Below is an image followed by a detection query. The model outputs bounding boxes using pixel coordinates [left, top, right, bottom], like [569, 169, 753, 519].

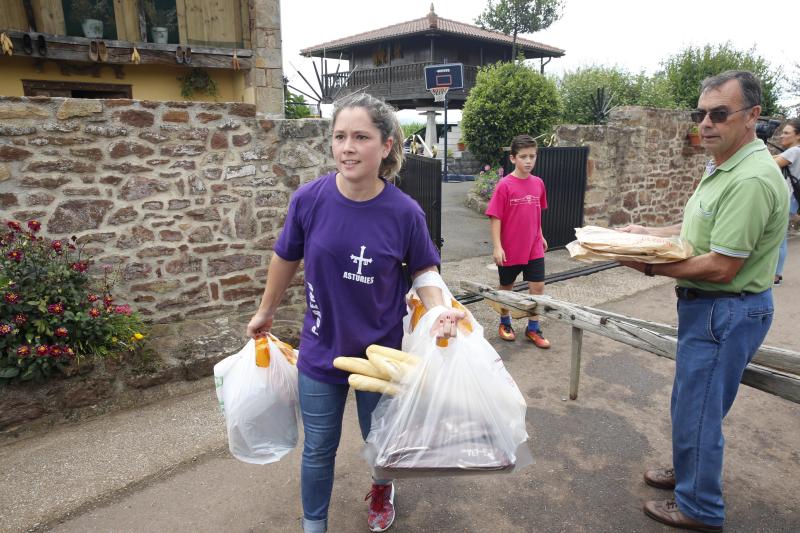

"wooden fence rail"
[460, 281, 800, 405]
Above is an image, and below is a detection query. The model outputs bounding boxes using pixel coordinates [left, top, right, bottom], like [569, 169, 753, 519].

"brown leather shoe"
[644, 467, 676, 490]
[643, 500, 722, 532]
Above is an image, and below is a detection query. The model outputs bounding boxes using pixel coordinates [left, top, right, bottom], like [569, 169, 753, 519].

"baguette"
[366, 344, 420, 365]
[348, 374, 400, 396]
[333, 356, 390, 380]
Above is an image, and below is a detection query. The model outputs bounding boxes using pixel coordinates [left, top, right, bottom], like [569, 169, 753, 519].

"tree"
[461, 62, 562, 165]
[475, 0, 563, 60]
[661, 43, 784, 116]
[284, 90, 311, 119]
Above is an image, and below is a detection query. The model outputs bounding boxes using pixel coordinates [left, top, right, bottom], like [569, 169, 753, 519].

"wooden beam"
[22, 0, 38, 32]
[3, 30, 251, 69]
[460, 281, 800, 404]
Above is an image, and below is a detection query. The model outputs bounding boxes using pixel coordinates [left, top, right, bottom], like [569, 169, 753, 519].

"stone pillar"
[420, 109, 439, 151]
[248, 0, 284, 118]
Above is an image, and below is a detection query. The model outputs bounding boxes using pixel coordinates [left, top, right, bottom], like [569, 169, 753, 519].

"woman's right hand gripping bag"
[214, 335, 300, 465]
[364, 298, 533, 478]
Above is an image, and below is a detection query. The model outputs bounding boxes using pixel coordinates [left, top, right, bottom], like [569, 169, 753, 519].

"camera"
[755, 118, 782, 142]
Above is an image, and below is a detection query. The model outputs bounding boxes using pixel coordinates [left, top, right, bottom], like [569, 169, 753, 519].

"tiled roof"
[300, 11, 564, 57]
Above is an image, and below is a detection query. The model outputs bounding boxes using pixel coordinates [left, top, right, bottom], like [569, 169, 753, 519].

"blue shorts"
[497, 258, 545, 286]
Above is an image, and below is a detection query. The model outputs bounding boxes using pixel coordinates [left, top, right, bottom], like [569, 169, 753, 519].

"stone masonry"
[0, 96, 335, 326]
[556, 106, 709, 227]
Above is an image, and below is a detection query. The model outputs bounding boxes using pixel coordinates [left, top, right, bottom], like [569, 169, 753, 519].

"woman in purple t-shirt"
[246, 92, 464, 533]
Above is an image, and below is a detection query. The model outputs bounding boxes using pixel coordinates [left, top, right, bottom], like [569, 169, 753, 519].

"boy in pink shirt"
[485, 135, 550, 348]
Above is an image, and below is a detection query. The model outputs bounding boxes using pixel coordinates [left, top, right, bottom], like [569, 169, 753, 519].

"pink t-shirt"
[485, 174, 548, 266]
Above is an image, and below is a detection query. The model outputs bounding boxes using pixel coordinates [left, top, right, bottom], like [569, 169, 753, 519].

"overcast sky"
[280, 0, 798, 120]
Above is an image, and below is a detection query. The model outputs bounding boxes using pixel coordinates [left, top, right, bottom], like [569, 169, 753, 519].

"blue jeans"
[298, 372, 384, 531]
[672, 290, 773, 526]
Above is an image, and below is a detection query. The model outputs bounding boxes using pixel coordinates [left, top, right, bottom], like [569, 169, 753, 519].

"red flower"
[47, 302, 65, 315]
[0, 323, 12, 335]
[49, 345, 63, 358]
[6, 221, 21, 232]
[17, 345, 31, 357]
[103, 295, 114, 306]
[35, 345, 49, 357]
[6, 249, 24, 262]
[27, 220, 41, 232]
[13, 314, 27, 325]
[89, 307, 101, 318]
[4, 292, 20, 304]
[51, 240, 63, 253]
[71, 262, 89, 273]
[55, 327, 69, 337]
[87, 294, 99, 303]
[114, 304, 132, 315]
[65, 347, 75, 358]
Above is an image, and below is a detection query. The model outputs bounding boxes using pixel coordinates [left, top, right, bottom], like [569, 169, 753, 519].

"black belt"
[674, 286, 745, 300]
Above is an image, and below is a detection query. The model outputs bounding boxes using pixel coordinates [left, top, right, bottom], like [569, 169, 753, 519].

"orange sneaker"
[498, 323, 516, 341]
[526, 329, 550, 349]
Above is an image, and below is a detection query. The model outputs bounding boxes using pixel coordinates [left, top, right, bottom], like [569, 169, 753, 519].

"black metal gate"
[503, 146, 589, 249]
[397, 154, 443, 250]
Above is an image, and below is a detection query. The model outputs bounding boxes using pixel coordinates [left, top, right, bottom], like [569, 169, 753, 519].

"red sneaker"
[365, 482, 395, 532]
[525, 329, 550, 349]
[498, 323, 516, 341]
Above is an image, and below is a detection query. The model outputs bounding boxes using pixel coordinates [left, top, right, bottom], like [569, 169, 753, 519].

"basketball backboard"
[424, 63, 464, 91]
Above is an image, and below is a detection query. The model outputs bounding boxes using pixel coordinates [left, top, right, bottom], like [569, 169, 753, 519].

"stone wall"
[0, 96, 335, 327]
[556, 106, 709, 227]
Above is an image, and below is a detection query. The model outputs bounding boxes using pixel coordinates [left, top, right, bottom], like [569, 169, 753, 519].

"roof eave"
[301, 32, 564, 58]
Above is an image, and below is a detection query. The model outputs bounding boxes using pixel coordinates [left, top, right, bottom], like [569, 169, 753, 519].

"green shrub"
[285, 91, 311, 119]
[473, 164, 505, 201]
[558, 66, 677, 124]
[1, 220, 148, 383]
[461, 62, 561, 166]
[661, 43, 783, 116]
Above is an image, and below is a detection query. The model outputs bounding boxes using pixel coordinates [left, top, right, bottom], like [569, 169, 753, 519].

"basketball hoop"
[430, 87, 449, 102]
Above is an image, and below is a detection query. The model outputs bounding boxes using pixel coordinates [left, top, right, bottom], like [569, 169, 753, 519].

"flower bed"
[1, 220, 148, 383]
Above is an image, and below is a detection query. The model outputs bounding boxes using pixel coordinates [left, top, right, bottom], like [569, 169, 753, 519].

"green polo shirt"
[679, 139, 788, 293]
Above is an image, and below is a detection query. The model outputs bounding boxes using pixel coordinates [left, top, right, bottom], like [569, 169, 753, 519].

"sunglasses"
[690, 105, 754, 124]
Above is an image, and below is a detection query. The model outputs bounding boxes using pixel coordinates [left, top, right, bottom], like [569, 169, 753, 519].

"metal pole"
[443, 91, 448, 183]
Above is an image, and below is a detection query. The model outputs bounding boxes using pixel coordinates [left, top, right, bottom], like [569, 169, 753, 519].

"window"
[22, 80, 132, 99]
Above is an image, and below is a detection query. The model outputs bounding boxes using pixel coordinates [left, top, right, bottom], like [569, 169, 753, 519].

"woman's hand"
[429, 308, 467, 340]
[246, 309, 274, 339]
[542, 237, 548, 252]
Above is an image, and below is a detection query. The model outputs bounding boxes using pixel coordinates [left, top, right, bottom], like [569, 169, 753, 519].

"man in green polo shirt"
[620, 70, 788, 532]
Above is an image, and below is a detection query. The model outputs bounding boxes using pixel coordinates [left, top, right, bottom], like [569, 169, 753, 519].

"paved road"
[440, 181, 489, 263]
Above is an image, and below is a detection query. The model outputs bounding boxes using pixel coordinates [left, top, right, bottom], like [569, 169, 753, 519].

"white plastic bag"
[214, 336, 300, 465]
[364, 283, 532, 478]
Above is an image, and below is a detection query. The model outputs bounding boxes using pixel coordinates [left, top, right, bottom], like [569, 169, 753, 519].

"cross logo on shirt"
[350, 245, 373, 275]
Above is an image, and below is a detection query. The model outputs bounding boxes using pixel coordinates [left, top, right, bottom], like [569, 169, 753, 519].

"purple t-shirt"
[274, 172, 440, 384]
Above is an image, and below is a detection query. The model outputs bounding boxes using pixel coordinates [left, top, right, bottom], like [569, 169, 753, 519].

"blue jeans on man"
[672, 290, 773, 526]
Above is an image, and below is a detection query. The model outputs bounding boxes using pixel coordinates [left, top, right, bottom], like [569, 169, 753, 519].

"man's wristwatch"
[644, 264, 655, 277]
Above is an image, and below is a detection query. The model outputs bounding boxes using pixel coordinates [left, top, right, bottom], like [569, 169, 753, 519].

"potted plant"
[687, 124, 701, 147]
[457, 138, 466, 151]
[143, 0, 177, 44]
[179, 68, 218, 99]
[70, 0, 111, 39]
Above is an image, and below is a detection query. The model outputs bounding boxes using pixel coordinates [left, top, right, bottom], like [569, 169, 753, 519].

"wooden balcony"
[323, 62, 479, 109]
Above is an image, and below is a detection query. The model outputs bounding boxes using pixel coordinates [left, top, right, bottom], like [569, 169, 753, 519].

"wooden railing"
[323, 62, 479, 94]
